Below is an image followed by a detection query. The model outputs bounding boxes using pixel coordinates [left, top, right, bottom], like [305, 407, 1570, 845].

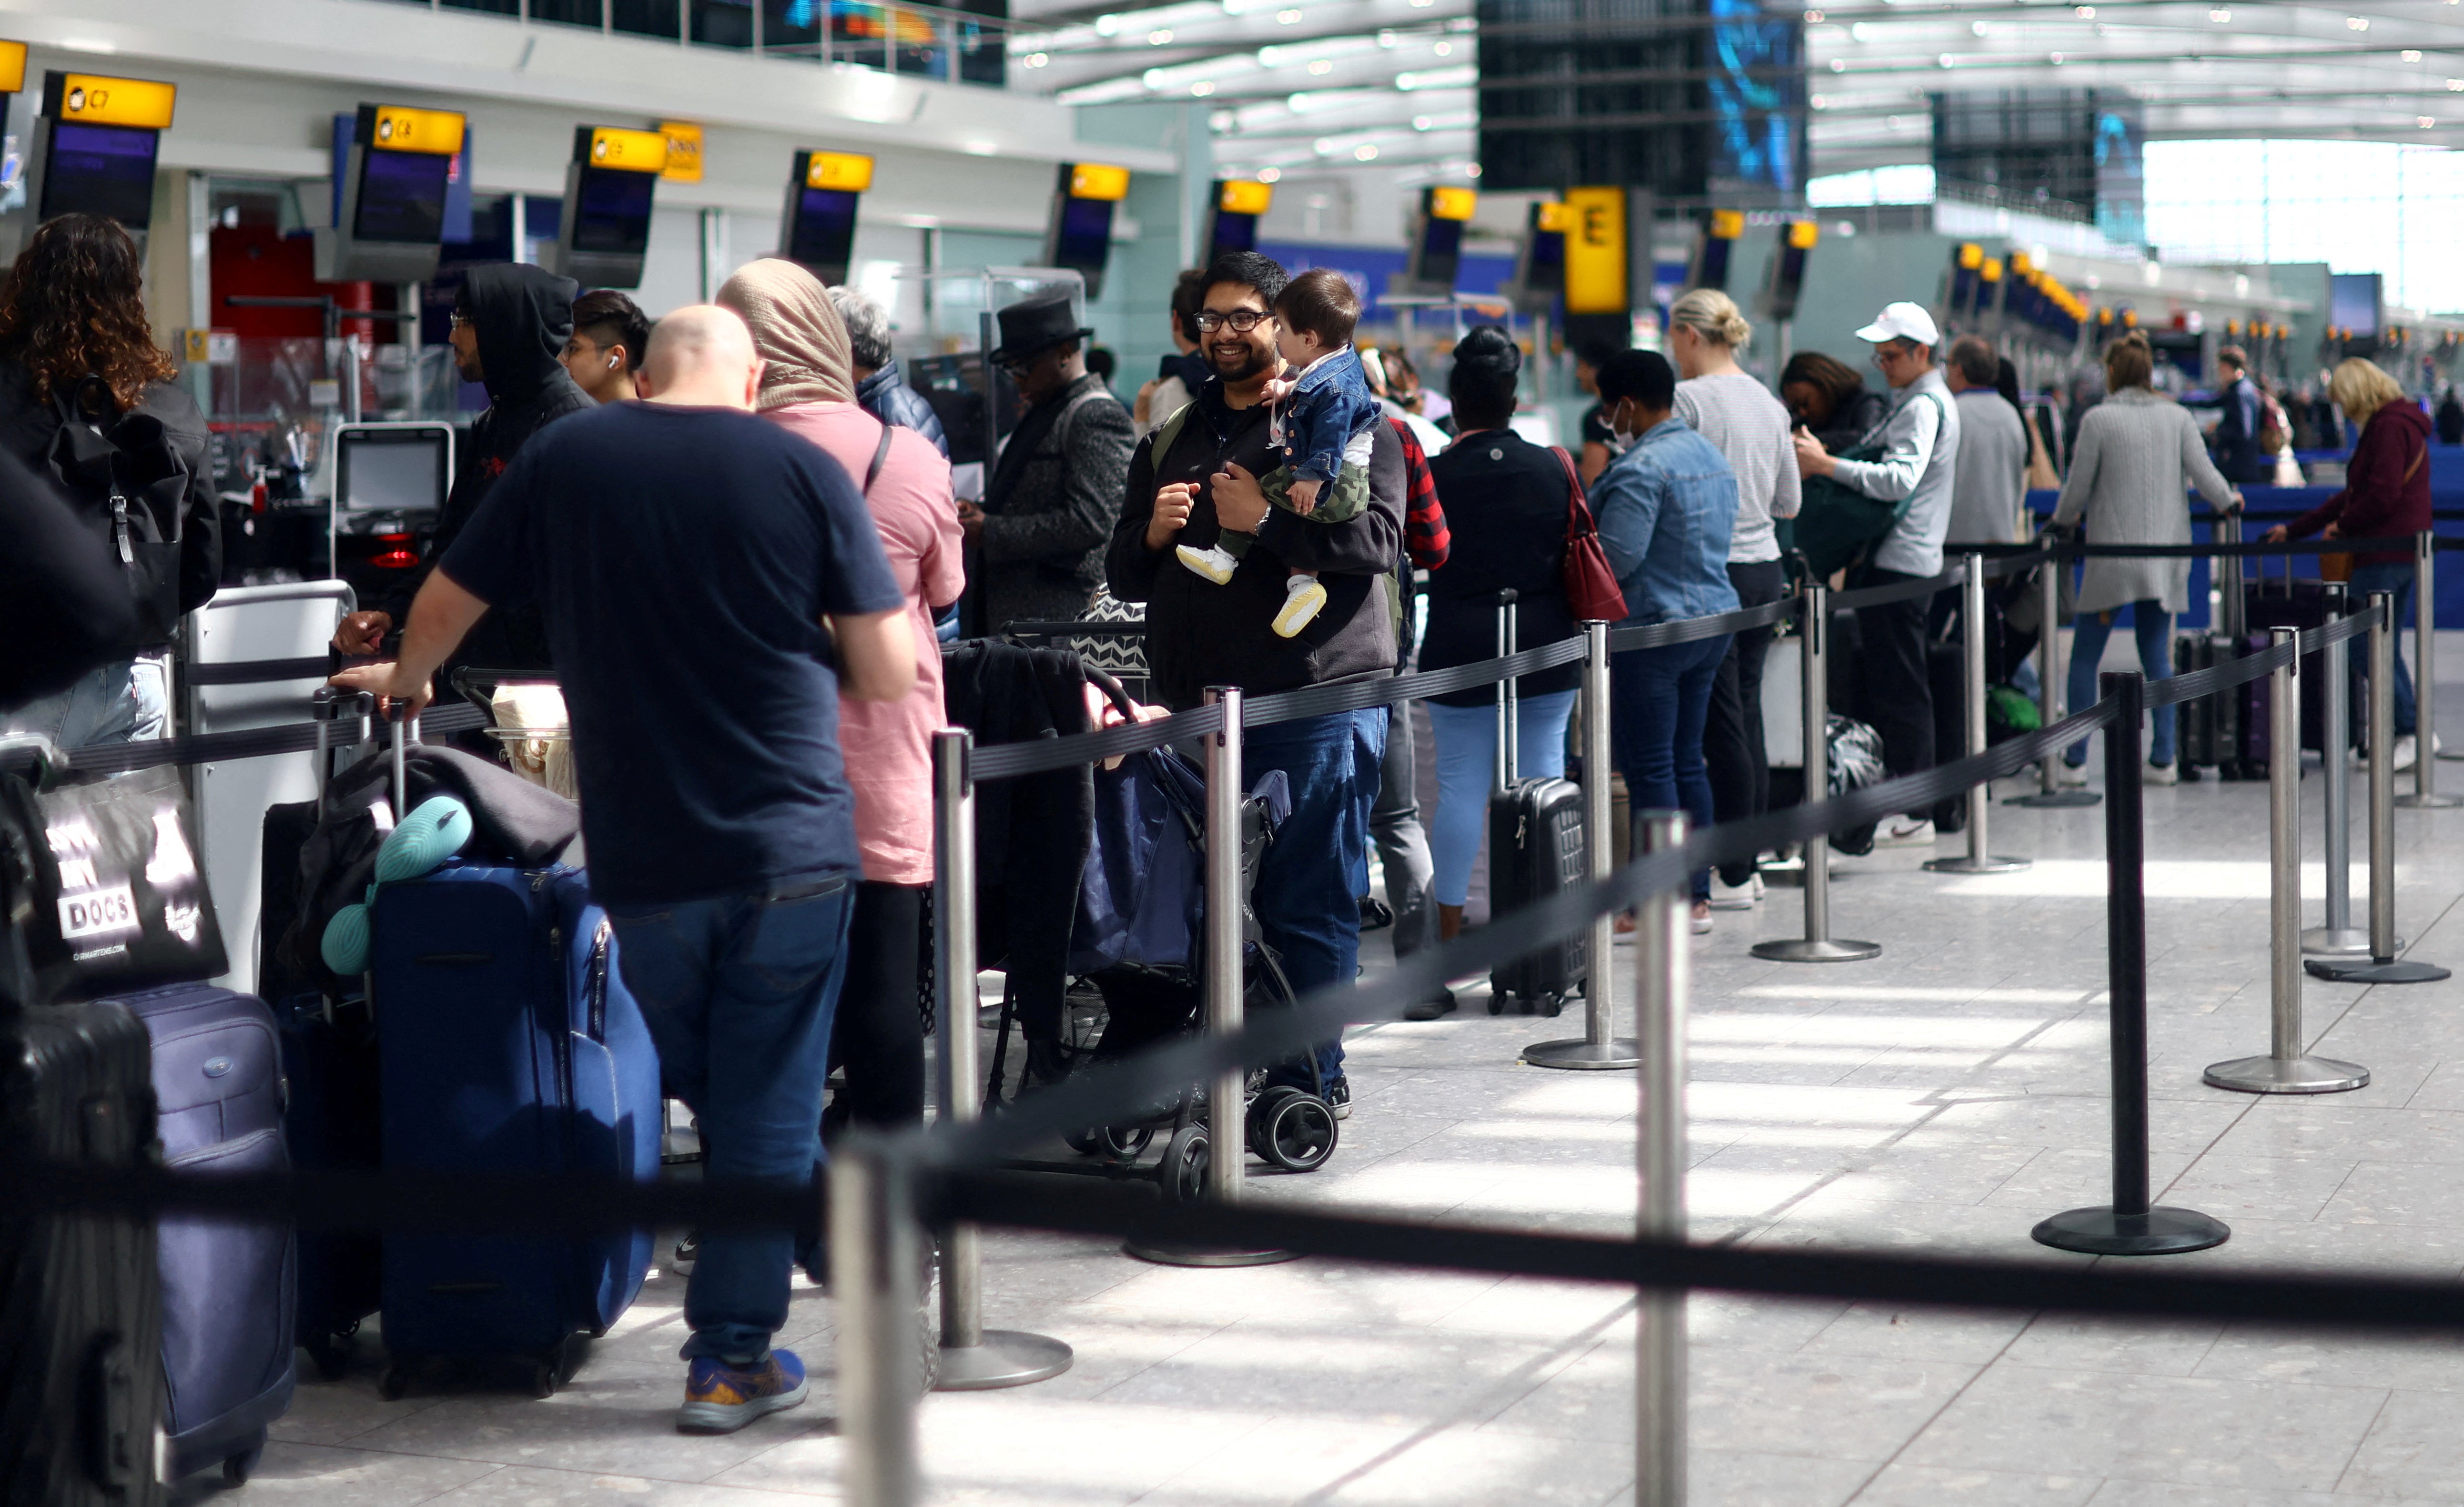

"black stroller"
[985, 671, 1341, 1200]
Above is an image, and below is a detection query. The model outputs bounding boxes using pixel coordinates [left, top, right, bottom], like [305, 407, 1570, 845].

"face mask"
[1607, 402, 1641, 449]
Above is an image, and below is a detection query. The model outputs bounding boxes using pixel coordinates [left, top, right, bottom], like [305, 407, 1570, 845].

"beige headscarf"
[714, 257, 856, 410]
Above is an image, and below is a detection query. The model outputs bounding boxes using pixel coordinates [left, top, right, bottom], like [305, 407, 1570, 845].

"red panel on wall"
[208, 225, 388, 340]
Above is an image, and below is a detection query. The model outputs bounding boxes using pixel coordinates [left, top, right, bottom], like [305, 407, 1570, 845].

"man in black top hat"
[959, 288, 1135, 632]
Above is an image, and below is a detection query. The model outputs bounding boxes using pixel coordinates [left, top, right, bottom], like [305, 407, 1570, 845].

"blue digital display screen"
[42, 121, 158, 229]
[573, 167, 656, 256]
[355, 149, 453, 244]
[1050, 196, 1114, 274]
[789, 186, 860, 276]
[1706, 0, 1803, 195]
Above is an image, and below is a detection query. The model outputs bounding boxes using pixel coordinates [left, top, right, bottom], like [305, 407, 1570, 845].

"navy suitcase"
[370, 862, 661, 1399]
[116, 982, 296, 1484]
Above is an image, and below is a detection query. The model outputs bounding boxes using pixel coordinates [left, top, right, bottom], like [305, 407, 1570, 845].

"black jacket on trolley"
[387, 264, 594, 671]
[0, 360, 221, 655]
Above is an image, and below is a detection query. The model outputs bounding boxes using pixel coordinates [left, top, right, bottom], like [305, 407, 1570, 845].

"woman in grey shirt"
[1670, 288, 1796, 903]
[2051, 332, 2241, 783]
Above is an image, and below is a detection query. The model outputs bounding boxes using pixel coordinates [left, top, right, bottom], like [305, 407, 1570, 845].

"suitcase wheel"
[223, 1438, 265, 1486]
[1487, 991, 1509, 1016]
[379, 1364, 412, 1402]
[528, 1359, 560, 1399]
[305, 1330, 353, 1381]
[1539, 993, 1564, 1020]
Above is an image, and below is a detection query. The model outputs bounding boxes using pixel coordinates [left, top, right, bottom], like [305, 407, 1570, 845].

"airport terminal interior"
[12, 0, 2464, 1500]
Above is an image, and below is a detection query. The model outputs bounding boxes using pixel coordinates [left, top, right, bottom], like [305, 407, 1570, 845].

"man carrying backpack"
[0, 214, 220, 748]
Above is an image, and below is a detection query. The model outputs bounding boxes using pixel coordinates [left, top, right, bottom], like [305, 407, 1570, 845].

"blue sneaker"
[677, 1350, 809, 1434]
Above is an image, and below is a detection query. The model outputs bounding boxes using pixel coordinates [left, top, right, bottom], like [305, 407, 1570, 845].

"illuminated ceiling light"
[1378, 29, 1397, 46]
[1025, 50, 1049, 65]
[1804, 7, 1824, 19]
[1354, 142, 1379, 160]
[1830, 57, 1847, 71]
[1257, 44, 1284, 63]
[1466, 162, 1481, 178]
[1412, 113, 1432, 130]
[1938, 52, 1955, 67]
[2050, 50, 2064, 63]
[1810, 92, 1829, 108]
[1970, 19, 1987, 36]
[1433, 39, 1452, 54]
[2209, 6, 2229, 19]
[1191, 79, 1215, 94]
[1307, 57, 1332, 73]
[2346, 15, 2368, 29]
[1887, 114, 1903, 127]
[1258, 165, 1282, 182]
[1276, 7, 1302, 20]
[1849, 21, 1869, 40]
[1314, 136, 1337, 154]
[2422, 115, 2438, 128]
[1148, 28, 1173, 43]
[2403, 49, 2423, 62]
[2450, 78, 2464, 90]
[1095, 13, 1119, 35]
[2074, 4, 2092, 16]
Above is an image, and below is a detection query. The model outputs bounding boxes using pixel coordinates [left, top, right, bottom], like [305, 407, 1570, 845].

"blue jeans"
[1611, 636, 1728, 900]
[608, 878, 856, 1362]
[1423, 690, 1577, 908]
[2065, 604, 2176, 767]
[2347, 561, 2418, 737]
[0, 657, 170, 748]
[1246, 706, 1385, 1090]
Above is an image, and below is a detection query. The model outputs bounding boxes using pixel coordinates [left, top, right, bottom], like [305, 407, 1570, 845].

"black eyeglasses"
[1193, 309, 1273, 334]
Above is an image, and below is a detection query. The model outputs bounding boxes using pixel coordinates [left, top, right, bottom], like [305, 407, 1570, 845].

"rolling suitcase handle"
[1495, 589, 1521, 792]
[309, 687, 374, 799]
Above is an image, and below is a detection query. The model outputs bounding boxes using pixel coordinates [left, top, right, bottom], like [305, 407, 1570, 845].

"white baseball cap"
[1856, 301, 1940, 347]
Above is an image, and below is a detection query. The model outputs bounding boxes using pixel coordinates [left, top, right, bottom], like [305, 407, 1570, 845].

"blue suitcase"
[369, 862, 660, 1399]
[116, 982, 297, 1485]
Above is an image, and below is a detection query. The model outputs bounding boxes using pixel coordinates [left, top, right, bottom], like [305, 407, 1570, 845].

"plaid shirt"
[1389, 416, 1450, 570]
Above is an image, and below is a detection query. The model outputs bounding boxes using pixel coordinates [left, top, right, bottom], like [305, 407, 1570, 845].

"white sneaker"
[1176, 543, 1239, 585]
[2395, 735, 2420, 772]
[1689, 903, 1714, 935]
[2057, 761, 2089, 788]
[1874, 816, 1936, 848]
[2144, 761, 2178, 786]
[1707, 872, 1762, 910]
[1271, 575, 1328, 637]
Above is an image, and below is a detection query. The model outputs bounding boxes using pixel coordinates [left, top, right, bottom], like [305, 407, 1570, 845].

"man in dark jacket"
[828, 283, 948, 457]
[961, 290, 1135, 633]
[333, 263, 594, 668]
[1104, 251, 1404, 1113]
[2209, 346, 2272, 484]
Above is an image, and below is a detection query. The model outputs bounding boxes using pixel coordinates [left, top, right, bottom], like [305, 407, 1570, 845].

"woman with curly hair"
[0, 212, 220, 747]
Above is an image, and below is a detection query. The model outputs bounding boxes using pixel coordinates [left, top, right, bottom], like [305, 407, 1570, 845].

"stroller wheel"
[1100, 1123, 1155, 1161]
[1245, 1086, 1299, 1157]
[1158, 1126, 1209, 1204]
[1259, 1093, 1338, 1173]
[1063, 1126, 1103, 1157]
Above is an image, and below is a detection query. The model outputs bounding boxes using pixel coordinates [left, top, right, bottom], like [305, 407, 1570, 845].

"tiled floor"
[180, 709, 2464, 1505]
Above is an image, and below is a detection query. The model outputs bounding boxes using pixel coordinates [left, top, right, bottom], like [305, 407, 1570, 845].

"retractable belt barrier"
[61, 700, 484, 775]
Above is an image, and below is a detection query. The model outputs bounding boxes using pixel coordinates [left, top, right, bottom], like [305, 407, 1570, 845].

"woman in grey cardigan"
[2051, 333, 2241, 783]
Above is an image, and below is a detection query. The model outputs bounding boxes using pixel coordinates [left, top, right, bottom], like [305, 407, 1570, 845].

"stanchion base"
[1923, 854, 2032, 874]
[1750, 937, 1882, 963]
[1522, 1037, 1643, 1071]
[934, 1331, 1075, 1392]
[2393, 793, 2464, 809]
[2306, 957, 2454, 985]
[2031, 1204, 2231, 1256]
[2005, 789, 2101, 808]
[1123, 1240, 1299, 1268]
[2202, 1054, 2372, 1094]
[2300, 926, 2381, 958]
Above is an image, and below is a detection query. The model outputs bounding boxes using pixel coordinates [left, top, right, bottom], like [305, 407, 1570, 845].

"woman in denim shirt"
[1591, 350, 1740, 931]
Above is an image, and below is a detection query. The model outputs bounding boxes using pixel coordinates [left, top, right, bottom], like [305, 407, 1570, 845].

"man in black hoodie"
[334, 264, 595, 668]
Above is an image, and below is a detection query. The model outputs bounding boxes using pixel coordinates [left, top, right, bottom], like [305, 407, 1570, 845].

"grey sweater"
[1831, 366, 1961, 578]
[2051, 387, 2236, 615]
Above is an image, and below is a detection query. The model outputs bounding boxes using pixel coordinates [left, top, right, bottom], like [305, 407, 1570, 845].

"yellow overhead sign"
[47, 71, 176, 131]
[1427, 185, 1477, 221]
[368, 106, 465, 155]
[1784, 219, 1818, 250]
[1535, 200, 1571, 234]
[1562, 185, 1627, 315]
[1217, 178, 1273, 216]
[804, 150, 875, 191]
[1068, 162, 1131, 201]
[585, 126, 669, 172]
[1707, 208, 1744, 240]
[0, 43, 26, 96]
[659, 121, 703, 182]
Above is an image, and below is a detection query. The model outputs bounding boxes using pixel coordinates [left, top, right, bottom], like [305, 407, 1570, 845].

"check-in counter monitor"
[1404, 185, 1475, 295]
[1686, 208, 1743, 293]
[1506, 201, 1567, 315]
[781, 151, 872, 285]
[550, 127, 667, 290]
[1762, 219, 1816, 321]
[1042, 163, 1128, 298]
[30, 71, 174, 246]
[315, 105, 466, 283]
[1207, 179, 1272, 263]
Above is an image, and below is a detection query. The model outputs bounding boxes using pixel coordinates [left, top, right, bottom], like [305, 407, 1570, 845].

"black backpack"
[41, 374, 198, 647]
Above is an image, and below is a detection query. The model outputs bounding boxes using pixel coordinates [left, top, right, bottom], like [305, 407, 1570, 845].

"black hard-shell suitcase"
[0, 757, 169, 1504]
[1924, 639, 1967, 832]
[2242, 564, 2362, 759]
[1484, 593, 1587, 1016]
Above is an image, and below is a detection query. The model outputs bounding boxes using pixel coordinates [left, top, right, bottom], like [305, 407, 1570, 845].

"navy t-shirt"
[442, 402, 904, 907]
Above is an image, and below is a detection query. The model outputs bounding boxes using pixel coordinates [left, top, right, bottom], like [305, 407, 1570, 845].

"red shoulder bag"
[1550, 445, 1629, 624]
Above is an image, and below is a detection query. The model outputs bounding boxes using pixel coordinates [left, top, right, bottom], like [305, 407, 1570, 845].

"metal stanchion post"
[2034, 673, 2229, 1255]
[1929, 552, 2030, 873]
[2008, 540, 2099, 808]
[1633, 810, 1689, 1507]
[832, 1142, 921, 1507]
[2396, 532, 2460, 805]
[1753, 584, 1880, 962]
[927, 733, 1073, 1389]
[2206, 630, 2372, 1094]
[1130, 687, 1294, 1267]
[1527, 622, 1641, 1070]
[2310, 594, 2450, 985]
[2302, 586, 2370, 957]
